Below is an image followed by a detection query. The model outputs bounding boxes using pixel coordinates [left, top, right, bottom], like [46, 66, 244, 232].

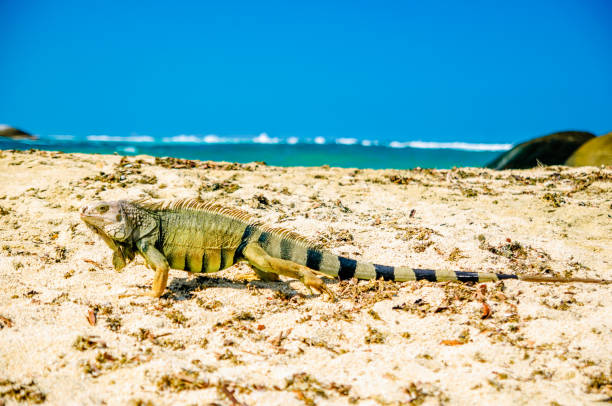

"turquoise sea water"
[0, 136, 511, 170]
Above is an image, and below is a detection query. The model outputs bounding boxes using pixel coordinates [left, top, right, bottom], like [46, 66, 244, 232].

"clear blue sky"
[1, 0, 611, 143]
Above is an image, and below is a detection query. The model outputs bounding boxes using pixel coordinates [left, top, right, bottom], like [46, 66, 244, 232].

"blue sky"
[1, 0, 611, 143]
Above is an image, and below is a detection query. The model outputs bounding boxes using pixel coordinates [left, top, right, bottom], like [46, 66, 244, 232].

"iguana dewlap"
[80, 199, 609, 299]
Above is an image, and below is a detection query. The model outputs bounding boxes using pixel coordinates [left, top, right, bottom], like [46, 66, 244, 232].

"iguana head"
[81, 200, 132, 241]
[81, 200, 140, 271]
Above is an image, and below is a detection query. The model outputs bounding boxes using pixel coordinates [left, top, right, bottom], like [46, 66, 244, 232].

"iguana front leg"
[242, 243, 334, 300]
[136, 240, 169, 298]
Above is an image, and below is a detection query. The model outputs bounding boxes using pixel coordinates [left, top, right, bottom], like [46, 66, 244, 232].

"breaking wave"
[49, 133, 513, 152]
[87, 135, 155, 143]
[389, 141, 512, 152]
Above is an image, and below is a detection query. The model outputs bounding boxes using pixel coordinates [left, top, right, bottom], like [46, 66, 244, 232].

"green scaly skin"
[80, 198, 611, 299]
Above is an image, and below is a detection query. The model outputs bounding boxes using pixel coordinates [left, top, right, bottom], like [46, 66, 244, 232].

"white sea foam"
[162, 134, 204, 143]
[120, 146, 137, 153]
[336, 137, 358, 145]
[389, 140, 512, 152]
[87, 135, 155, 143]
[48, 131, 512, 152]
[253, 132, 279, 144]
[50, 134, 75, 141]
[203, 135, 224, 143]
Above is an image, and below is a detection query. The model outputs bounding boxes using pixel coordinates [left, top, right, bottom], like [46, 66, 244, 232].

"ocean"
[0, 134, 512, 169]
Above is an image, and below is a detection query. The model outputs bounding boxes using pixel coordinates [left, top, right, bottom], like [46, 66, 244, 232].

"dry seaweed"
[0, 380, 46, 404]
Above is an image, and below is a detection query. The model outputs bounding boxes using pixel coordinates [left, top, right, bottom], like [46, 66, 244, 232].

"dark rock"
[0, 125, 37, 140]
[486, 131, 595, 170]
[565, 132, 612, 167]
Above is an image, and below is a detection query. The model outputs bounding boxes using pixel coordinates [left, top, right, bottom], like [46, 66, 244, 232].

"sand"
[0, 149, 610, 405]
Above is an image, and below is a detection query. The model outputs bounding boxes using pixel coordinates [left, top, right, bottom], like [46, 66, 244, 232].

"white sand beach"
[0, 149, 610, 405]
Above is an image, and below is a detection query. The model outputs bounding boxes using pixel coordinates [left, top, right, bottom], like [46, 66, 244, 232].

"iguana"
[80, 198, 609, 299]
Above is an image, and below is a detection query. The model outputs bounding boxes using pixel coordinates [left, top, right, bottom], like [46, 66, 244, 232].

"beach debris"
[0, 315, 13, 328]
[270, 329, 292, 347]
[199, 180, 240, 194]
[154, 156, 197, 169]
[87, 309, 97, 326]
[133, 328, 172, 344]
[253, 193, 270, 207]
[316, 226, 354, 247]
[367, 309, 381, 320]
[447, 247, 465, 262]
[105, 316, 122, 332]
[441, 329, 470, 346]
[386, 174, 414, 185]
[441, 339, 464, 346]
[218, 381, 248, 406]
[128, 399, 154, 406]
[73, 335, 107, 351]
[216, 349, 243, 365]
[83, 259, 103, 269]
[395, 225, 439, 242]
[156, 370, 211, 392]
[283, 372, 351, 403]
[0, 379, 46, 404]
[461, 188, 478, 197]
[585, 371, 612, 397]
[165, 310, 188, 326]
[481, 301, 492, 319]
[81, 350, 151, 377]
[364, 325, 385, 344]
[542, 192, 564, 208]
[334, 199, 351, 213]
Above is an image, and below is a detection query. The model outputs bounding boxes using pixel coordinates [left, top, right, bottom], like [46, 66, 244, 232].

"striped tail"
[305, 249, 610, 284]
[242, 226, 610, 285]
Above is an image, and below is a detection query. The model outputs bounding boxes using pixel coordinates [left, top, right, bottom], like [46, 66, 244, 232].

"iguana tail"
[242, 225, 610, 284]
[301, 249, 610, 284]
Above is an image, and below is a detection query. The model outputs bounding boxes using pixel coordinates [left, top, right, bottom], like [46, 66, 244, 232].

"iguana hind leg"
[242, 243, 334, 300]
[234, 268, 280, 283]
[254, 269, 281, 282]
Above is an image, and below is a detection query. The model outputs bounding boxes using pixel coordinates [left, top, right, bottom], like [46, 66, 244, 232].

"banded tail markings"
[262, 233, 282, 259]
[394, 267, 416, 281]
[413, 269, 437, 282]
[338, 256, 357, 280]
[374, 264, 395, 281]
[236, 224, 257, 258]
[354, 262, 376, 279]
[280, 238, 293, 261]
[306, 249, 323, 271]
[319, 252, 340, 277]
[290, 244, 308, 266]
[257, 231, 271, 246]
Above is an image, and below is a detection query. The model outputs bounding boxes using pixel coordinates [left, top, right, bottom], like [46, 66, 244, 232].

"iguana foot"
[300, 270, 335, 301]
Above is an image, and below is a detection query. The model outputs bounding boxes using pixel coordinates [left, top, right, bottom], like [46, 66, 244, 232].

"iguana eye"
[98, 205, 109, 213]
